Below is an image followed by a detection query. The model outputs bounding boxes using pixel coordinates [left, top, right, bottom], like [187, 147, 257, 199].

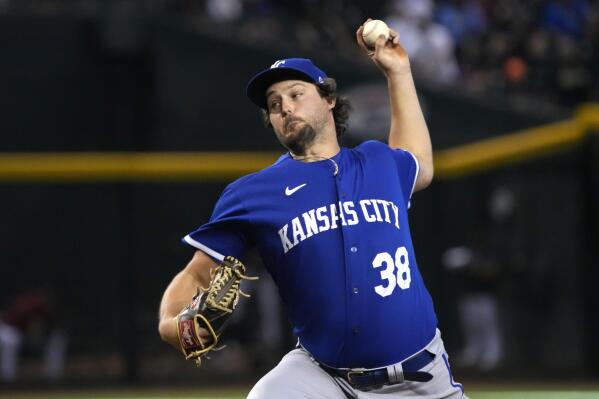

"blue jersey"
[183, 140, 438, 369]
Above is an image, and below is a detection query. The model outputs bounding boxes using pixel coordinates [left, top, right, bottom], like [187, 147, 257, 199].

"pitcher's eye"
[268, 101, 281, 112]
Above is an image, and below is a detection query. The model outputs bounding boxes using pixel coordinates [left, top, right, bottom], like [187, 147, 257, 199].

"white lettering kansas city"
[278, 199, 400, 253]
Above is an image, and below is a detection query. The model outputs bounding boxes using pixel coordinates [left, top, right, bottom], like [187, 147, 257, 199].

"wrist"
[384, 64, 413, 80]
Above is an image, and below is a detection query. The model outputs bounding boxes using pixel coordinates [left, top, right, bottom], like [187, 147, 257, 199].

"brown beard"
[278, 122, 316, 156]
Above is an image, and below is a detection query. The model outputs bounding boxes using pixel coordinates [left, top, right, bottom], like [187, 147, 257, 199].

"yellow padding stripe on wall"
[435, 103, 598, 178]
[0, 104, 597, 182]
[434, 119, 582, 178]
[0, 152, 281, 182]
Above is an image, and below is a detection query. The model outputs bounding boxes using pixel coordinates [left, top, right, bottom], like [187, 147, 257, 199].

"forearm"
[387, 70, 433, 161]
[158, 269, 200, 349]
[385, 67, 434, 191]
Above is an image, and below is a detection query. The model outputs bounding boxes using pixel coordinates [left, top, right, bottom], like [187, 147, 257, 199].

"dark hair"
[261, 77, 352, 138]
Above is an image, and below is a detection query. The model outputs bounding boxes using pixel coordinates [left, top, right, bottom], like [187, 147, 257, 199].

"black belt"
[319, 350, 434, 390]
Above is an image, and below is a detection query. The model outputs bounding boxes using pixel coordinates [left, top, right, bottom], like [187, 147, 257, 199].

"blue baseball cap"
[246, 58, 328, 109]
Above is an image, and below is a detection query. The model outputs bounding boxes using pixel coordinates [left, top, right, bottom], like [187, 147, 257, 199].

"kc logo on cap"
[271, 60, 286, 69]
[247, 58, 329, 109]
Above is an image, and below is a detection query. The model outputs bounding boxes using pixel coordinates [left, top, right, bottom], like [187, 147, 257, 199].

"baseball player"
[159, 20, 467, 398]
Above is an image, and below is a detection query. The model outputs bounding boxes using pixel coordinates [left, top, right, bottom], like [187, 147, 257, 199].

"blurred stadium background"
[0, 0, 598, 397]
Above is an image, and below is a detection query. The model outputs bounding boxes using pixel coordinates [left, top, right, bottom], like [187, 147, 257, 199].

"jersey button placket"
[336, 165, 361, 356]
[348, 245, 360, 339]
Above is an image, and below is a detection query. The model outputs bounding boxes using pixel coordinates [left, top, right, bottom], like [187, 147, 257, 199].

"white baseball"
[362, 19, 390, 48]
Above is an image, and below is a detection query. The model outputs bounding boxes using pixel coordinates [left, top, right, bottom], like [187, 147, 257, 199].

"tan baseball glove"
[176, 256, 257, 366]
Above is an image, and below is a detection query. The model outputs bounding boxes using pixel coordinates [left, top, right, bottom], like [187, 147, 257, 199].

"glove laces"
[205, 256, 258, 313]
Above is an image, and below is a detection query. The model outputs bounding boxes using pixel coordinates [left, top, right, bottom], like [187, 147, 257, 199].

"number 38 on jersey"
[372, 246, 411, 297]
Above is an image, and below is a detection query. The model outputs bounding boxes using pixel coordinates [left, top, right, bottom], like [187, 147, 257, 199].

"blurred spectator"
[285, 0, 362, 56]
[386, 0, 460, 85]
[522, 28, 555, 100]
[554, 34, 593, 106]
[435, 0, 487, 44]
[541, 0, 590, 39]
[443, 244, 503, 371]
[206, 0, 243, 23]
[504, 56, 528, 87]
[236, 1, 288, 47]
[0, 288, 67, 382]
[443, 185, 522, 371]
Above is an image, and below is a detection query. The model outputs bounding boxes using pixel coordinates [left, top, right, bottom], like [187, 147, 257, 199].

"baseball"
[362, 19, 390, 48]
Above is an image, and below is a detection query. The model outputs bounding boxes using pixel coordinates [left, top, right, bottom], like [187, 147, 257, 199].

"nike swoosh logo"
[285, 183, 307, 196]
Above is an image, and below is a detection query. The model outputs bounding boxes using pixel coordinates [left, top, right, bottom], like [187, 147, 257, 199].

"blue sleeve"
[390, 147, 419, 208]
[359, 140, 420, 208]
[182, 184, 250, 261]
